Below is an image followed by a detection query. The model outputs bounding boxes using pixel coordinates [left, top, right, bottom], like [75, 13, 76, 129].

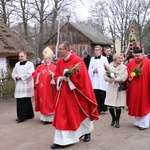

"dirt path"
[0, 99, 150, 150]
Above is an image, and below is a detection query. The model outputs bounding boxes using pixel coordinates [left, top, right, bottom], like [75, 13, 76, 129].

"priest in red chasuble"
[50, 41, 99, 149]
[32, 46, 56, 125]
[127, 47, 150, 130]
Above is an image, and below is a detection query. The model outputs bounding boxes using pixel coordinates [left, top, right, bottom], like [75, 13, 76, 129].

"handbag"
[118, 82, 127, 91]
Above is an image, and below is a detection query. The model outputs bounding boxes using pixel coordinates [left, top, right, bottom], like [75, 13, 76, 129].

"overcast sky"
[75, 0, 91, 20]
[74, 0, 99, 21]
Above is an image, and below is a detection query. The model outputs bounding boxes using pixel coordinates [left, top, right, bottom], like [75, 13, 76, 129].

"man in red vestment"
[50, 41, 99, 149]
[32, 47, 56, 125]
[127, 47, 150, 130]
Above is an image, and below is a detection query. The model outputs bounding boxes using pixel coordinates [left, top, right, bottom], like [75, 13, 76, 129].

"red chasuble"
[32, 63, 56, 115]
[53, 52, 99, 131]
[127, 56, 150, 117]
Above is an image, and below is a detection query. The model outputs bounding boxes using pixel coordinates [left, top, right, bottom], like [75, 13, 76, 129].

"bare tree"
[28, 0, 53, 57]
[17, 0, 30, 40]
[131, 0, 150, 48]
[0, 0, 13, 26]
[89, 0, 134, 52]
[50, 0, 76, 56]
[142, 20, 150, 53]
[9, 0, 36, 41]
[88, 0, 150, 53]
[30, 0, 79, 57]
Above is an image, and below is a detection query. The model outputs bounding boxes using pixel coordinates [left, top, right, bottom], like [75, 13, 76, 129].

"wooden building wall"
[47, 23, 93, 57]
[48, 43, 92, 57]
[46, 23, 111, 57]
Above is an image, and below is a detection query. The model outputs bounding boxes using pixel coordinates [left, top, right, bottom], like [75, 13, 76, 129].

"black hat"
[133, 48, 142, 54]
[133, 46, 142, 53]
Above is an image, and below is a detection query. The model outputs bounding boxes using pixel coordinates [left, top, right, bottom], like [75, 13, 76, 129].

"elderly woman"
[32, 47, 56, 125]
[104, 53, 128, 128]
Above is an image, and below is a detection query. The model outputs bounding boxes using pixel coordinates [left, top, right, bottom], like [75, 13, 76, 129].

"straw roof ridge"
[0, 19, 34, 56]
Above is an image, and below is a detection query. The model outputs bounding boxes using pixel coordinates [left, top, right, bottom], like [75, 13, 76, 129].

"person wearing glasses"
[12, 51, 34, 123]
[50, 41, 99, 149]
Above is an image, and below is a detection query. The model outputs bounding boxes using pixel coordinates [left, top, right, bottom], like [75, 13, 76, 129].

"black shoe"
[17, 118, 24, 123]
[111, 117, 116, 126]
[115, 121, 120, 128]
[50, 144, 65, 149]
[139, 127, 146, 130]
[84, 133, 91, 142]
[42, 121, 52, 125]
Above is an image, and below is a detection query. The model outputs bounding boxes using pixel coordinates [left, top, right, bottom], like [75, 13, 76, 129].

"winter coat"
[104, 62, 128, 107]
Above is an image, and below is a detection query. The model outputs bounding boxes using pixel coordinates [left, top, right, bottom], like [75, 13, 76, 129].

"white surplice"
[53, 117, 93, 145]
[12, 61, 34, 98]
[134, 113, 150, 128]
[88, 55, 109, 91]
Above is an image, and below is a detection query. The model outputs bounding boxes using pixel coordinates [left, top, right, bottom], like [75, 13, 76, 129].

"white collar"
[63, 52, 71, 61]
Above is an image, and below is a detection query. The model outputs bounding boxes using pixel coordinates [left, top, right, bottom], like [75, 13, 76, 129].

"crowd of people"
[11, 41, 150, 149]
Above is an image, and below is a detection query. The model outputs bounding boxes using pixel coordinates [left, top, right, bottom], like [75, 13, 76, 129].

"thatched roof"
[45, 22, 113, 46]
[0, 20, 34, 57]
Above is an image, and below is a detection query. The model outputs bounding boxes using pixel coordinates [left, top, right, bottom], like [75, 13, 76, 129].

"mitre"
[42, 46, 54, 58]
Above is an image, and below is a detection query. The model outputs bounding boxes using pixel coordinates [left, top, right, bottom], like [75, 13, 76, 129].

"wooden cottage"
[0, 20, 34, 78]
[44, 22, 113, 56]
